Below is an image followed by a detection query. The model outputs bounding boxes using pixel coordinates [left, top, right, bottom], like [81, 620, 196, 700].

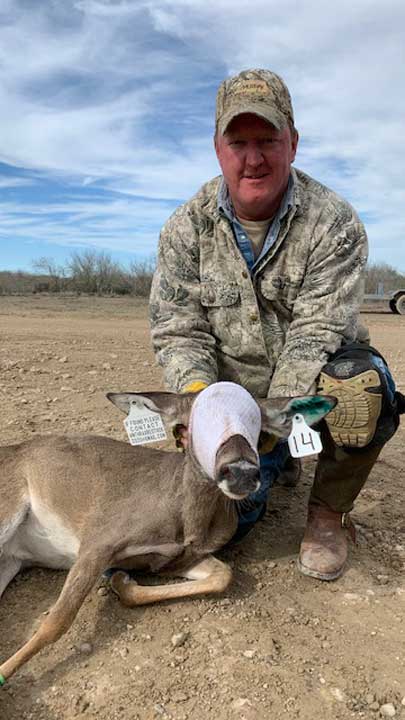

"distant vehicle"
[364, 285, 405, 314]
[389, 289, 405, 315]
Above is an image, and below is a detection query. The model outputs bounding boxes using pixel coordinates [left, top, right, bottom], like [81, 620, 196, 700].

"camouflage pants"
[310, 343, 401, 513]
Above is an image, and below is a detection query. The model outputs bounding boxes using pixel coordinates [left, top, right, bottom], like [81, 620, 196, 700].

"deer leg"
[110, 555, 232, 607]
[0, 549, 109, 684]
[0, 556, 22, 600]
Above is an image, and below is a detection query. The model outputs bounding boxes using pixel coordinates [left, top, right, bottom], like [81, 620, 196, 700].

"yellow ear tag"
[124, 402, 167, 446]
[288, 414, 323, 458]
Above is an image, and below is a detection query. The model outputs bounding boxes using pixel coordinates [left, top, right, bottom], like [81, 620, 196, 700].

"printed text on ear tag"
[288, 414, 323, 458]
[124, 402, 167, 445]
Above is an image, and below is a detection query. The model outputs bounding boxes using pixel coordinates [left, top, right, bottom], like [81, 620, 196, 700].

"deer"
[0, 382, 335, 684]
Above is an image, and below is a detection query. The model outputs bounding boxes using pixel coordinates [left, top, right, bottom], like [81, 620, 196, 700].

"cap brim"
[218, 102, 287, 135]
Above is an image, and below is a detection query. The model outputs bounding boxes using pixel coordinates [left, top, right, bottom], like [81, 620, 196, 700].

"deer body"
[1, 435, 238, 579]
[0, 384, 335, 683]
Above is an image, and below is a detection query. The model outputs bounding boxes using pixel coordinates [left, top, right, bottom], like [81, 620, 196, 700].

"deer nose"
[219, 461, 260, 499]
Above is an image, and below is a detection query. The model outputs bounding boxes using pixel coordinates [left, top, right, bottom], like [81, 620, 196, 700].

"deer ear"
[287, 395, 337, 424]
[257, 395, 337, 438]
[106, 391, 197, 428]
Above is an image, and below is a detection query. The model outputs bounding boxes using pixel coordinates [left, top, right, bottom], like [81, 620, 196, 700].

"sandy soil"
[0, 295, 404, 720]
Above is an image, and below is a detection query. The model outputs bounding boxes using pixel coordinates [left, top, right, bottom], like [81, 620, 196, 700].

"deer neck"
[181, 452, 238, 552]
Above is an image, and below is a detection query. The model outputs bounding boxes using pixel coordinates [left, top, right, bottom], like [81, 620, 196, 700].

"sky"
[0, 0, 404, 273]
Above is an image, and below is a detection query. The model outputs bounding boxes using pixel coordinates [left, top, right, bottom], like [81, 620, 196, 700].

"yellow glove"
[183, 381, 209, 393]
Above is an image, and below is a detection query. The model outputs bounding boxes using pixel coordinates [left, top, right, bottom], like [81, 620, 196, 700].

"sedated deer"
[0, 382, 335, 683]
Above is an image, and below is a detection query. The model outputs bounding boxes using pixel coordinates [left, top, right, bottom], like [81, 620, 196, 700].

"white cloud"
[0, 177, 36, 189]
[0, 194, 174, 255]
[0, 0, 404, 268]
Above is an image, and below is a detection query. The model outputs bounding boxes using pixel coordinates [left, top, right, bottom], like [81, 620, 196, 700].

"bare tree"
[0, 271, 38, 295]
[68, 250, 131, 295]
[364, 262, 405, 294]
[32, 257, 66, 292]
[128, 258, 156, 297]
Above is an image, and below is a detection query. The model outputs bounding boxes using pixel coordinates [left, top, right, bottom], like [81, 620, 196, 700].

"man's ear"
[214, 131, 224, 167]
[257, 395, 337, 438]
[107, 391, 197, 430]
[290, 128, 299, 162]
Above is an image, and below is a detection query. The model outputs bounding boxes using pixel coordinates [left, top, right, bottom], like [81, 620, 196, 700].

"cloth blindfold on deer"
[189, 382, 261, 479]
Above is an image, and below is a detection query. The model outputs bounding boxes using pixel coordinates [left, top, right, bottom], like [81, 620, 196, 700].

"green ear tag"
[290, 396, 335, 424]
[0, 674, 6, 686]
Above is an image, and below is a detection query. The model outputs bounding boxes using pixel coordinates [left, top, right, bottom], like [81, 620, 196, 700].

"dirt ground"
[0, 295, 404, 720]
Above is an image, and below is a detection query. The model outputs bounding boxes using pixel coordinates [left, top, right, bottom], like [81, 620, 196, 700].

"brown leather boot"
[298, 504, 356, 581]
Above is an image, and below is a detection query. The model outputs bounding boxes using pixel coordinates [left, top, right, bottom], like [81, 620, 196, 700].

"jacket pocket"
[200, 282, 240, 307]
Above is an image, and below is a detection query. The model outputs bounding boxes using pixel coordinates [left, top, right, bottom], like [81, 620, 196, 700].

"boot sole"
[296, 557, 344, 581]
[317, 368, 382, 447]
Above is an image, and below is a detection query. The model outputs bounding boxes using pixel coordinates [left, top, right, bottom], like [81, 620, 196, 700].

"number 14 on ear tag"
[288, 414, 323, 458]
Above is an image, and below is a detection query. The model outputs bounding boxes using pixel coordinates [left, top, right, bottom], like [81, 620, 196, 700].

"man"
[149, 69, 403, 580]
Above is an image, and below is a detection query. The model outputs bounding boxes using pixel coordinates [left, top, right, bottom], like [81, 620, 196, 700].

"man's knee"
[317, 343, 400, 449]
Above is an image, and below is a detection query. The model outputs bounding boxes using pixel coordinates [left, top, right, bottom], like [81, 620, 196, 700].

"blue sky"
[1, 0, 404, 272]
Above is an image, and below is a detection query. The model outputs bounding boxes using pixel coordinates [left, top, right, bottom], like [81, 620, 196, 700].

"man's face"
[215, 113, 298, 221]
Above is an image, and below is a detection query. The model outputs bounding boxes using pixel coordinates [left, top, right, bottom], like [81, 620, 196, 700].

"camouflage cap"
[215, 69, 294, 135]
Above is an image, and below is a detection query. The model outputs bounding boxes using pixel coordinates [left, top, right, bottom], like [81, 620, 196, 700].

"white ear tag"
[288, 414, 323, 458]
[124, 402, 167, 445]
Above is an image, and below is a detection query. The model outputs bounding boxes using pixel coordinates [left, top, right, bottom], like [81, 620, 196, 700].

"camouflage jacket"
[150, 168, 368, 398]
